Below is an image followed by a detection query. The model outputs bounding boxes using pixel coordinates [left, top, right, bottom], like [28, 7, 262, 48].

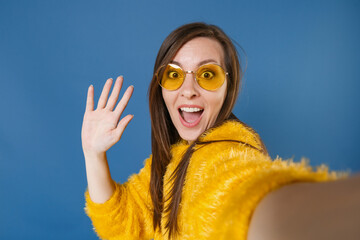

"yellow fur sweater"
[84, 120, 338, 240]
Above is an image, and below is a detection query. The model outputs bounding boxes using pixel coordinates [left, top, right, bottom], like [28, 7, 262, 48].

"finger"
[114, 85, 134, 120]
[106, 76, 123, 111]
[97, 78, 113, 109]
[85, 84, 94, 112]
[114, 114, 134, 142]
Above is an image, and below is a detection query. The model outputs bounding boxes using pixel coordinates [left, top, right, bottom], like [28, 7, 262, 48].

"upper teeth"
[180, 107, 202, 112]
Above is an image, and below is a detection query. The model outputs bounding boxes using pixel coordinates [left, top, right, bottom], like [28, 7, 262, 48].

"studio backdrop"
[0, 0, 359, 239]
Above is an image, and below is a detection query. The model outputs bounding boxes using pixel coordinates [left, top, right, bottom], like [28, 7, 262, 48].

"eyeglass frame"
[155, 62, 229, 91]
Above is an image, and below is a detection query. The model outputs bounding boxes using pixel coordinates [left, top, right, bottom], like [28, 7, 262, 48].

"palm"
[81, 76, 134, 154]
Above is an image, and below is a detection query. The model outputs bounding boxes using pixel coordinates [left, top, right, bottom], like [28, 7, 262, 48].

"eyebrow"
[170, 59, 219, 68]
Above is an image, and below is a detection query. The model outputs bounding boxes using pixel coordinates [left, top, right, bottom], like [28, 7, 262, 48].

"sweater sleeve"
[84, 157, 154, 240]
[208, 156, 344, 240]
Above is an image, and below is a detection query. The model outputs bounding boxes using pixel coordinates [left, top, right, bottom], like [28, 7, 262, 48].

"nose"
[180, 72, 199, 99]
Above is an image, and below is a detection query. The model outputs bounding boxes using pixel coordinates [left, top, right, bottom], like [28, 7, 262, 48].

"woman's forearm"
[84, 151, 115, 203]
[248, 174, 360, 240]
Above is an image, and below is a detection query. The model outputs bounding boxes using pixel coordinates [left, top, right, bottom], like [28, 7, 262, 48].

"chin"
[177, 125, 206, 142]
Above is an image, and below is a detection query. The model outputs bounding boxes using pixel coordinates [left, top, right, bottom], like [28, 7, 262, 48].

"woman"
[82, 23, 360, 240]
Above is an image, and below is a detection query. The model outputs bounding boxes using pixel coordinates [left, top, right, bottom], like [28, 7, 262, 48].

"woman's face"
[162, 37, 227, 142]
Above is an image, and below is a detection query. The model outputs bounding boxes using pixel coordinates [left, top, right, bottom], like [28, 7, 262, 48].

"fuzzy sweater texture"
[84, 120, 339, 240]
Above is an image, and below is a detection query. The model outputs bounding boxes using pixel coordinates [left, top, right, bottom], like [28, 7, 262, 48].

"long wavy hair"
[148, 22, 248, 238]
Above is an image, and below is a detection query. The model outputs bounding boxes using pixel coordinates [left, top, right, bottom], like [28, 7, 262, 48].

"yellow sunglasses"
[156, 63, 228, 91]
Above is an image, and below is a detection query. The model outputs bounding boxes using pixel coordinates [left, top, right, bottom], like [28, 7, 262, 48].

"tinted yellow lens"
[196, 64, 226, 90]
[160, 64, 184, 90]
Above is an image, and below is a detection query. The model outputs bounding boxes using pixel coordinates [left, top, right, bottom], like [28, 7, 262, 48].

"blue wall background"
[1, 0, 359, 239]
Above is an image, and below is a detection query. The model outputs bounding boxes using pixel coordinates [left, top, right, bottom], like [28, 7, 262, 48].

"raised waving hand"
[81, 76, 134, 203]
[81, 76, 134, 155]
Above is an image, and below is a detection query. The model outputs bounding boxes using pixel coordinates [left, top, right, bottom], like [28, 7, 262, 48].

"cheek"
[162, 89, 175, 114]
[214, 95, 225, 112]
[206, 92, 226, 120]
[210, 87, 227, 113]
[162, 89, 169, 106]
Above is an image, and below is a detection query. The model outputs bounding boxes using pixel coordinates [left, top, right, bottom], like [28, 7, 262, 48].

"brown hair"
[148, 22, 244, 238]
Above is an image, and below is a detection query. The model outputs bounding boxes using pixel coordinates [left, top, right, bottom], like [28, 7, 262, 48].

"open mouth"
[179, 107, 204, 124]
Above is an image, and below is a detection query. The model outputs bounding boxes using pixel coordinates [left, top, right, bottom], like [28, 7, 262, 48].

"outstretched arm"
[248, 174, 360, 240]
[81, 76, 134, 203]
